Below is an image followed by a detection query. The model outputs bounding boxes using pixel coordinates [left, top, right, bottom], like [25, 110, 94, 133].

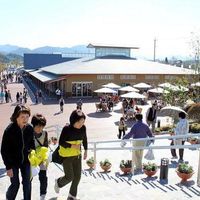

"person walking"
[31, 114, 48, 200]
[54, 110, 88, 200]
[7, 90, 12, 102]
[146, 102, 157, 133]
[1, 105, 35, 200]
[170, 112, 189, 162]
[118, 117, 127, 139]
[122, 114, 154, 173]
[59, 97, 65, 112]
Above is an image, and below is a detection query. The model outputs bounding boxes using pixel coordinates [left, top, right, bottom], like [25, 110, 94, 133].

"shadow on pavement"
[87, 112, 112, 118]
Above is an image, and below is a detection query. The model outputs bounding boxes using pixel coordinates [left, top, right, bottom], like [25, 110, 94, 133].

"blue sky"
[0, 0, 200, 58]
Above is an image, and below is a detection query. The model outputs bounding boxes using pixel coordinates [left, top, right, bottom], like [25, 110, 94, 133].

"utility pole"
[153, 38, 157, 62]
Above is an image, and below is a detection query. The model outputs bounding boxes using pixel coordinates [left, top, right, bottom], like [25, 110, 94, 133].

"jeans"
[171, 140, 185, 160]
[39, 170, 47, 196]
[57, 156, 81, 197]
[6, 163, 31, 200]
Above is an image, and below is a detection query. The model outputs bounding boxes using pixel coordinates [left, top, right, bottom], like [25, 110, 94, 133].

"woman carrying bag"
[54, 110, 88, 200]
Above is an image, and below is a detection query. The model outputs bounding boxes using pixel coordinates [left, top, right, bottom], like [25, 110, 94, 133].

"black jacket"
[1, 122, 35, 170]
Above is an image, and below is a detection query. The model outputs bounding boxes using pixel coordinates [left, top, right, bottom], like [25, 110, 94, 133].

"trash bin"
[157, 119, 161, 128]
[160, 158, 169, 180]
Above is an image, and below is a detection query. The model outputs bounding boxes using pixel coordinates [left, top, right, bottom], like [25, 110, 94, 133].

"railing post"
[93, 143, 97, 170]
[131, 140, 134, 175]
[197, 149, 200, 186]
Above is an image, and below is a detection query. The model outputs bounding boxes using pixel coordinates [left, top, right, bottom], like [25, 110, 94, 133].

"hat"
[69, 110, 86, 125]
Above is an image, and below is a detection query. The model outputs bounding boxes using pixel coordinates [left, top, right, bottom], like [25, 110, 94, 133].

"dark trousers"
[170, 140, 185, 160]
[39, 170, 47, 196]
[6, 163, 31, 200]
[118, 129, 125, 139]
[57, 156, 81, 197]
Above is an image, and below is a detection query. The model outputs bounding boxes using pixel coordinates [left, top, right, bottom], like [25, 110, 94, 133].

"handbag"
[144, 149, 155, 160]
[52, 146, 63, 164]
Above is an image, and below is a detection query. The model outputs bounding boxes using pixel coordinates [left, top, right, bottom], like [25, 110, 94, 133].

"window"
[97, 75, 114, 80]
[145, 75, 159, 80]
[120, 75, 136, 80]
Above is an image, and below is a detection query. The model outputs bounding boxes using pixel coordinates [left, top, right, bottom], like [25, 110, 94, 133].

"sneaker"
[54, 179, 60, 194]
[68, 193, 80, 200]
[178, 159, 184, 163]
[171, 156, 178, 159]
[40, 194, 46, 200]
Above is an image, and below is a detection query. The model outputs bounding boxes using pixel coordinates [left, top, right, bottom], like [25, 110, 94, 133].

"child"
[31, 114, 48, 200]
[118, 117, 127, 139]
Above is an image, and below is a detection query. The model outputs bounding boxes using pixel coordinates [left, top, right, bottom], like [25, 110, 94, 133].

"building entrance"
[72, 82, 92, 97]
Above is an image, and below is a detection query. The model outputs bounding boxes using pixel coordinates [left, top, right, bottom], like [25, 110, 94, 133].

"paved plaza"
[0, 82, 200, 200]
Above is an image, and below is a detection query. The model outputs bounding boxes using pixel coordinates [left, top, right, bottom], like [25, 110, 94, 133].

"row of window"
[97, 75, 176, 80]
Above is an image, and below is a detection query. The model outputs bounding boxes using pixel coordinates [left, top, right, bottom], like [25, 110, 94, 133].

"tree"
[190, 32, 200, 78]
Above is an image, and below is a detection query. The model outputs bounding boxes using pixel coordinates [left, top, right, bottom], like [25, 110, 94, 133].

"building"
[26, 44, 195, 98]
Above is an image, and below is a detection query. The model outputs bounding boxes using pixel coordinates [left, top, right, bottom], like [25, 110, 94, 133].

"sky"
[0, 0, 200, 59]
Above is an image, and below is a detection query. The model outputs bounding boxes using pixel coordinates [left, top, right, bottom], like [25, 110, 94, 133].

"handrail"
[44, 124, 200, 185]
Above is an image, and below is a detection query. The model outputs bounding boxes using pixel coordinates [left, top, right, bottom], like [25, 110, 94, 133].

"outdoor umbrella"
[94, 88, 117, 94]
[102, 82, 121, 89]
[191, 82, 200, 87]
[120, 91, 146, 99]
[133, 82, 152, 89]
[119, 86, 139, 92]
[159, 106, 187, 118]
[158, 82, 174, 88]
[147, 87, 169, 94]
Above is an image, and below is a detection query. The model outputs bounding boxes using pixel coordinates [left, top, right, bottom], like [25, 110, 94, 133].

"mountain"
[0, 44, 94, 56]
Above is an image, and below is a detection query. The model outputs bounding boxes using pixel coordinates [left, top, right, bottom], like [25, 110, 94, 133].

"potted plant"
[100, 158, 112, 172]
[143, 162, 158, 177]
[188, 137, 199, 144]
[176, 162, 194, 182]
[86, 157, 95, 169]
[120, 160, 132, 174]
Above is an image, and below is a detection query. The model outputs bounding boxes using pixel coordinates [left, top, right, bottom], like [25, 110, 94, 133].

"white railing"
[44, 124, 200, 185]
[87, 133, 200, 186]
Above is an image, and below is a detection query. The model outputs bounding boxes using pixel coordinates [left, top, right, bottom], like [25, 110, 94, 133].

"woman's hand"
[71, 144, 80, 149]
[7, 169, 13, 178]
[83, 150, 87, 160]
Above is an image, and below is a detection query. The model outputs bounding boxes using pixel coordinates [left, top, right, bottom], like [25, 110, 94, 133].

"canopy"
[133, 82, 152, 89]
[102, 82, 121, 89]
[191, 82, 200, 87]
[160, 106, 187, 117]
[158, 82, 174, 88]
[119, 86, 139, 92]
[147, 87, 169, 94]
[121, 91, 146, 99]
[94, 88, 117, 94]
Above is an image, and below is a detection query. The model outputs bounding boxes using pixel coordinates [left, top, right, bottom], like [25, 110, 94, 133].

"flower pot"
[100, 164, 111, 172]
[189, 140, 198, 145]
[87, 162, 95, 169]
[120, 167, 132, 174]
[176, 170, 194, 182]
[143, 169, 157, 177]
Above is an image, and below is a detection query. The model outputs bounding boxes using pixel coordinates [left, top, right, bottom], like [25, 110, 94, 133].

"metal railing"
[44, 124, 200, 185]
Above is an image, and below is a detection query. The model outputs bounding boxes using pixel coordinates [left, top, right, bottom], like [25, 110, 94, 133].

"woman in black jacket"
[1, 105, 35, 200]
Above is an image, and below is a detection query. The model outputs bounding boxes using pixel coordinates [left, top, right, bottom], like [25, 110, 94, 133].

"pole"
[94, 143, 97, 170]
[197, 149, 200, 186]
[153, 38, 157, 62]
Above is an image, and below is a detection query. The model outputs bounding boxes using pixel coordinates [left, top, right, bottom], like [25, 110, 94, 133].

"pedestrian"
[54, 109, 88, 200]
[7, 90, 12, 102]
[19, 92, 23, 104]
[38, 90, 42, 103]
[76, 99, 83, 110]
[55, 88, 61, 100]
[16, 92, 20, 103]
[1, 105, 35, 200]
[0, 90, 4, 103]
[122, 114, 154, 173]
[146, 102, 157, 133]
[118, 117, 127, 139]
[31, 114, 48, 200]
[59, 97, 65, 112]
[35, 91, 39, 104]
[5, 90, 9, 103]
[170, 112, 189, 162]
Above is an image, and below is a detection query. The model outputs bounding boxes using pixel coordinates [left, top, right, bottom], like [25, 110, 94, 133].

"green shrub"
[120, 160, 132, 168]
[143, 162, 158, 171]
[177, 163, 193, 174]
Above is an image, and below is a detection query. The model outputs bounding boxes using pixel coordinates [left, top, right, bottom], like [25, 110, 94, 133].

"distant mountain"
[0, 44, 94, 56]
